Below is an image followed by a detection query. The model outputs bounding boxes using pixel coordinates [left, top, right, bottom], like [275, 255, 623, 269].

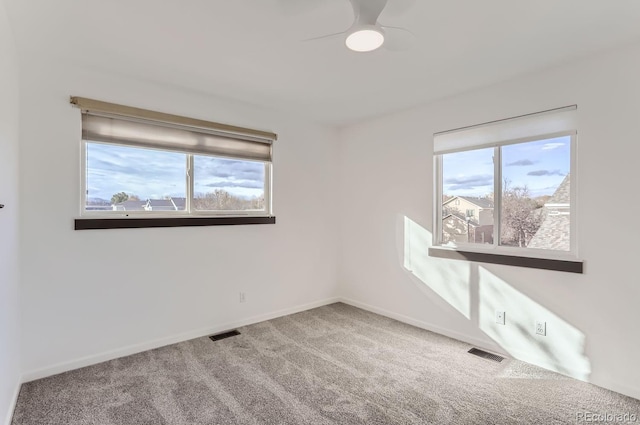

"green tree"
[110, 192, 129, 205]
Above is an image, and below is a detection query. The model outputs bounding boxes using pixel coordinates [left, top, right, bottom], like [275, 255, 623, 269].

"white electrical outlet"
[495, 310, 505, 325]
[536, 321, 546, 336]
[239, 292, 246, 303]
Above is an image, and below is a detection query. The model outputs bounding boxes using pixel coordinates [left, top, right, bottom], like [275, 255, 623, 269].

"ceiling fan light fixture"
[345, 26, 385, 52]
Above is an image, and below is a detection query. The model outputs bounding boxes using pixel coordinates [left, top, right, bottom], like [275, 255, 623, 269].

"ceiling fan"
[306, 0, 416, 53]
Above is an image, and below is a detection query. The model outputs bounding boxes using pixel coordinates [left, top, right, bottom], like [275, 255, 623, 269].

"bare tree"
[250, 194, 265, 210]
[501, 180, 543, 247]
[194, 189, 237, 210]
[193, 189, 264, 211]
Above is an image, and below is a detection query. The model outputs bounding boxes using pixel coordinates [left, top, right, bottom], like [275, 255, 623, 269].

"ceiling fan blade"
[303, 31, 347, 43]
[381, 25, 415, 51]
[349, 0, 389, 25]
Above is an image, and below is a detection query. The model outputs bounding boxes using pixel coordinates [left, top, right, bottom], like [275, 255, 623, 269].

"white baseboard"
[338, 297, 587, 375]
[337, 297, 640, 401]
[502, 345, 590, 382]
[588, 375, 640, 402]
[18, 295, 640, 403]
[22, 297, 340, 383]
[337, 297, 507, 356]
[4, 378, 21, 425]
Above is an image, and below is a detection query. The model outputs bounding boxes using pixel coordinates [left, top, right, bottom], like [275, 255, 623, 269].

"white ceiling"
[6, 0, 640, 126]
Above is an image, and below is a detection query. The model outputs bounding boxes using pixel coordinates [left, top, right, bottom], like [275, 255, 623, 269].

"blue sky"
[442, 135, 571, 198]
[86, 143, 265, 201]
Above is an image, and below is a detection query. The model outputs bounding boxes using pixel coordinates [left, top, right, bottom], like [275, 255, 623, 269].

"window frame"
[433, 130, 578, 263]
[80, 140, 273, 219]
[72, 96, 276, 230]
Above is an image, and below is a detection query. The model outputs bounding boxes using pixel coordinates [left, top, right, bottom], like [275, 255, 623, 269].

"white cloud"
[542, 142, 565, 150]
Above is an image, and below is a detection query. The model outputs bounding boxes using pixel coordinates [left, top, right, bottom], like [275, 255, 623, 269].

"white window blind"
[72, 97, 275, 162]
[433, 105, 577, 154]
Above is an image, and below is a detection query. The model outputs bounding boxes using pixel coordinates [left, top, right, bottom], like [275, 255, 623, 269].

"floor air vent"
[468, 348, 504, 363]
[209, 330, 240, 342]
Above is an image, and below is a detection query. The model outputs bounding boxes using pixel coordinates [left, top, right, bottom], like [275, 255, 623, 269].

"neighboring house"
[528, 174, 571, 251]
[443, 211, 480, 244]
[112, 200, 147, 211]
[442, 196, 494, 244]
[170, 197, 186, 210]
[144, 199, 176, 211]
[443, 196, 494, 225]
[85, 205, 112, 211]
[111, 197, 186, 212]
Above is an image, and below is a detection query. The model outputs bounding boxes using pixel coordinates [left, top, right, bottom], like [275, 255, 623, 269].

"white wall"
[338, 41, 640, 400]
[10, 12, 640, 416]
[18, 63, 340, 380]
[0, 0, 21, 423]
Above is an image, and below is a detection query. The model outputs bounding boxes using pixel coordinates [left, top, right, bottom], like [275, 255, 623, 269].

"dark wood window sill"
[75, 216, 276, 230]
[428, 247, 583, 273]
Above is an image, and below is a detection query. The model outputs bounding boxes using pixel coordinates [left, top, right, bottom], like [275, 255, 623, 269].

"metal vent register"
[468, 348, 504, 363]
[209, 330, 240, 342]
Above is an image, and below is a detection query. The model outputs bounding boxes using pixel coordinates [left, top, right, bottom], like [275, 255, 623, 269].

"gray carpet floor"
[12, 303, 640, 424]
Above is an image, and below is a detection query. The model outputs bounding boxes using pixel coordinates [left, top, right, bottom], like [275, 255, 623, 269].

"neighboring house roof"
[527, 174, 571, 251]
[459, 196, 494, 209]
[171, 197, 186, 210]
[146, 199, 175, 211]
[443, 196, 494, 209]
[443, 212, 479, 227]
[547, 174, 570, 204]
[113, 197, 187, 212]
[147, 199, 174, 207]
[527, 214, 570, 251]
[114, 200, 146, 211]
[85, 206, 112, 211]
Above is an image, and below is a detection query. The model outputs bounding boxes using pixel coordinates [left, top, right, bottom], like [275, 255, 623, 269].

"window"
[73, 97, 275, 229]
[86, 143, 188, 212]
[432, 106, 581, 271]
[192, 155, 265, 212]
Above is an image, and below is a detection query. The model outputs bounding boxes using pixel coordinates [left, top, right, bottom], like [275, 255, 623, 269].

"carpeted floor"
[12, 303, 640, 424]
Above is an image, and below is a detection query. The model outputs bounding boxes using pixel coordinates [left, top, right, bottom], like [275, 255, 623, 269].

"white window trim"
[433, 131, 579, 262]
[80, 140, 273, 219]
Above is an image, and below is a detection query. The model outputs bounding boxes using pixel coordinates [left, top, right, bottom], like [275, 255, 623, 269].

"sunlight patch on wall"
[403, 216, 471, 319]
[478, 266, 591, 381]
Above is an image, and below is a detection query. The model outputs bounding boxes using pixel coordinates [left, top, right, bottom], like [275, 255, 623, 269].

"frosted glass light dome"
[345, 26, 384, 52]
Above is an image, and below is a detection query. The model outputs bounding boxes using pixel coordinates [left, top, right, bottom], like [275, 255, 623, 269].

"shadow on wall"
[401, 215, 591, 381]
